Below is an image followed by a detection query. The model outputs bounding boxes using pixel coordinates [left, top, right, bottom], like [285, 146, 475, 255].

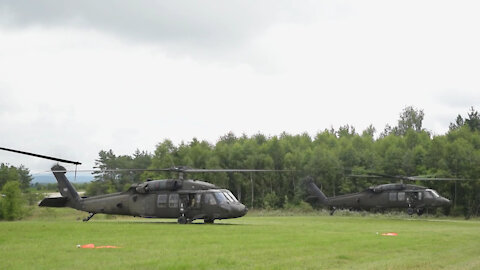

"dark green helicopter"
[306, 174, 453, 216]
[1, 147, 278, 224]
[45, 165, 253, 224]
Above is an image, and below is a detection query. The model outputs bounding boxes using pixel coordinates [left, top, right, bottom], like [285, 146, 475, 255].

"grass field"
[1, 209, 480, 269]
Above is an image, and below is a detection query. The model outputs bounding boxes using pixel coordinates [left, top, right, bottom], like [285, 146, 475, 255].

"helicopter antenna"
[0, 147, 82, 165]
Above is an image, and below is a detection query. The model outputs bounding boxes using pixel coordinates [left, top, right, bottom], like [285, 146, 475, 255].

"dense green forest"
[1, 106, 480, 220]
[87, 106, 480, 217]
[0, 164, 33, 220]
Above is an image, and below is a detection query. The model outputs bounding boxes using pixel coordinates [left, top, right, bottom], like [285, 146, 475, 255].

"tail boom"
[306, 177, 329, 204]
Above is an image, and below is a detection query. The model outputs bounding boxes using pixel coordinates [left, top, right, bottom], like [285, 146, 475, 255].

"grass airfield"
[1, 209, 480, 269]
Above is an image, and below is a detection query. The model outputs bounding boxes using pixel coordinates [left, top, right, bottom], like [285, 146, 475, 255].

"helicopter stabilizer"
[39, 164, 83, 210]
[38, 197, 68, 207]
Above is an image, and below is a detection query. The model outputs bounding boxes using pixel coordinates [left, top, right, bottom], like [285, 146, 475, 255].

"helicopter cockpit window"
[214, 192, 228, 204]
[224, 191, 239, 202]
[223, 192, 235, 202]
[157, 194, 168, 208]
[427, 189, 440, 198]
[204, 193, 216, 205]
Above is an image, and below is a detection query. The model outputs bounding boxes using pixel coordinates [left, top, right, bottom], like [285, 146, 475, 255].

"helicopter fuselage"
[78, 188, 248, 221]
[40, 165, 248, 223]
[307, 181, 451, 215]
[325, 188, 451, 210]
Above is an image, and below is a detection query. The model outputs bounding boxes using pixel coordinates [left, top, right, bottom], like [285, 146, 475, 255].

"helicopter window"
[169, 193, 179, 208]
[226, 191, 239, 202]
[389, 192, 397, 201]
[157, 194, 168, 208]
[194, 194, 202, 208]
[214, 192, 228, 204]
[397, 192, 405, 201]
[204, 193, 216, 205]
[428, 189, 440, 198]
[223, 192, 235, 202]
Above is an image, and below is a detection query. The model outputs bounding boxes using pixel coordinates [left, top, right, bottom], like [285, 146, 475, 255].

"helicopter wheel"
[178, 216, 187, 224]
[407, 208, 414, 215]
[416, 208, 424, 216]
[204, 218, 215, 224]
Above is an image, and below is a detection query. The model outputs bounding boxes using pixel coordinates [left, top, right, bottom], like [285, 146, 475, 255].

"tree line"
[1, 106, 479, 220]
[0, 164, 33, 220]
[87, 106, 480, 217]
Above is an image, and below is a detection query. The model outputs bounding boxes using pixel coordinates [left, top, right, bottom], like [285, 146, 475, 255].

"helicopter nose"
[241, 205, 248, 216]
[442, 197, 451, 206]
[229, 203, 248, 218]
[438, 197, 451, 207]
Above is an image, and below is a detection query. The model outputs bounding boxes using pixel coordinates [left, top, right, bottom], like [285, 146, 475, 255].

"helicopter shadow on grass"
[93, 219, 247, 226]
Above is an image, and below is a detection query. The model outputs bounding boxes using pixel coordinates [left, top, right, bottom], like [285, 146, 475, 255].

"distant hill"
[32, 173, 94, 183]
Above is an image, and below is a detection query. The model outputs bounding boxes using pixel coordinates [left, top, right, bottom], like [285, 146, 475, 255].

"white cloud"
[1, 1, 480, 171]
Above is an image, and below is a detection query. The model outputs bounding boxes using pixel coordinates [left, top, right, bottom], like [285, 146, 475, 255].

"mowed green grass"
[1, 209, 480, 270]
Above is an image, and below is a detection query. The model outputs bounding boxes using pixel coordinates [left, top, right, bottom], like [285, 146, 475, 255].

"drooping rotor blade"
[0, 147, 81, 165]
[348, 172, 472, 181]
[50, 168, 291, 173]
[46, 168, 170, 173]
[348, 174, 382, 178]
[348, 173, 401, 180]
[180, 168, 291, 173]
[135, 166, 291, 173]
[408, 176, 471, 181]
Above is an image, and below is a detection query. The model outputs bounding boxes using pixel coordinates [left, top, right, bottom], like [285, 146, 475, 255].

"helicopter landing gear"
[204, 218, 215, 224]
[83, 213, 95, 222]
[178, 215, 187, 224]
[329, 207, 336, 216]
[416, 208, 424, 216]
[177, 214, 193, 224]
[407, 208, 414, 215]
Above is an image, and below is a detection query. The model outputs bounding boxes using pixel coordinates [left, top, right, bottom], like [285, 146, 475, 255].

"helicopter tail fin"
[42, 164, 82, 209]
[305, 177, 328, 204]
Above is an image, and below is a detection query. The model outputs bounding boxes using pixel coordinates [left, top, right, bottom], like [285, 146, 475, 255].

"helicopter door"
[154, 193, 179, 218]
[183, 193, 203, 219]
[188, 193, 201, 209]
[203, 192, 218, 213]
[204, 193, 216, 206]
[166, 193, 180, 218]
[406, 191, 422, 206]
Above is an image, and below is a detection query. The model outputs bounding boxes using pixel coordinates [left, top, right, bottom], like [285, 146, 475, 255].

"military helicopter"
[1, 147, 279, 224]
[305, 174, 453, 216]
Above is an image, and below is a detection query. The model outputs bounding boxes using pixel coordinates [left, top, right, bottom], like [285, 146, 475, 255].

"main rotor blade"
[408, 176, 471, 181]
[348, 173, 472, 181]
[48, 168, 291, 173]
[180, 169, 291, 173]
[366, 172, 408, 180]
[0, 147, 81, 165]
[348, 174, 382, 178]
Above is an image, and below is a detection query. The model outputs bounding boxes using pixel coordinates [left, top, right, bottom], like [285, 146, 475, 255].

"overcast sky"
[1, 0, 480, 173]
